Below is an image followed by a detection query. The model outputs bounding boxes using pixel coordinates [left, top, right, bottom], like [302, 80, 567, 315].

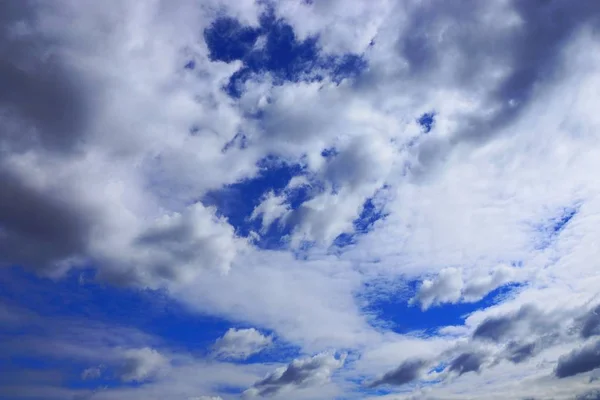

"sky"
[1, 1, 600, 399]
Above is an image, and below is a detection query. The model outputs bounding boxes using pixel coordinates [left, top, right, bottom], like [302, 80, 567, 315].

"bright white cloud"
[412, 267, 464, 310]
[213, 328, 272, 360]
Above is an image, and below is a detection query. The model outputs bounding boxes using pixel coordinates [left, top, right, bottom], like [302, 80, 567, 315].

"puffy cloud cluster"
[3, 0, 600, 399]
[244, 353, 346, 397]
[213, 328, 272, 360]
[119, 348, 169, 382]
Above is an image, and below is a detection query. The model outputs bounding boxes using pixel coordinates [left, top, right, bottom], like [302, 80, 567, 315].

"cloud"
[461, 266, 519, 302]
[504, 341, 537, 364]
[472, 305, 554, 343]
[119, 348, 169, 383]
[96, 203, 245, 287]
[448, 352, 487, 376]
[367, 358, 428, 388]
[81, 366, 102, 380]
[411, 266, 520, 310]
[576, 390, 600, 400]
[579, 305, 600, 339]
[412, 268, 463, 310]
[555, 339, 600, 379]
[213, 328, 272, 360]
[244, 353, 345, 397]
[4, 0, 600, 399]
[189, 397, 224, 400]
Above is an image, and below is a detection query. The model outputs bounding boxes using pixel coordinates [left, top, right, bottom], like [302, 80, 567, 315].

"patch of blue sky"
[332, 190, 389, 250]
[0, 267, 291, 363]
[417, 112, 435, 133]
[202, 157, 307, 243]
[203, 11, 367, 98]
[534, 204, 580, 250]
[362, 281, 524, 335]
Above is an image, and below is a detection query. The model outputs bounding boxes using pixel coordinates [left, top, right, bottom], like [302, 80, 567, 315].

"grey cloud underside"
[0, 170, 89, 270]
[580, 306, 600, 339]
[367, 359, 427, 388]
[0, 2, 92, 155]
[0, 2, 94, 272]
[504, 341, 537, 364]
[246, 354, 344, 397]
[389, 0, 600, 169]
[555, 339, 600, 379]
[472, 305, 557, 343]
[576, 389, 600, 400]
[448, 352, 486, 376]
[251, 361, 323, 396]
[360, 301, 600, 390]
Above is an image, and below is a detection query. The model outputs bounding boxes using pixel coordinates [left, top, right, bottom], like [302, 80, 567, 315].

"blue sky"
[2, 1, 600, 400]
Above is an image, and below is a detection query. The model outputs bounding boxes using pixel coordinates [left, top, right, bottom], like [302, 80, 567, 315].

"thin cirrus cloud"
[2, 0, 600, 399]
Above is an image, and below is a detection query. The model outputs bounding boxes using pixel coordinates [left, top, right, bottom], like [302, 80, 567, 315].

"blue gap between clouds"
[202, 156, 311, 249]
[417, 112, 435, 133]
[333, 188, 389, 249]
[535, 204, 579, 250]
[364, 282, 524, 335]
[0, 267, 228, 353]
[204, 154, 389, 251]
[202, 10, 367, 98]
[0, 267, 294, 372]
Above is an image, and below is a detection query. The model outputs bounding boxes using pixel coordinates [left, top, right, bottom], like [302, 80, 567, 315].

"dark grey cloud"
[580, 305, 600, 339]
[505, 341, 537, 364]
[246, 353, 345, 397]
[0, 2, 94, 155]
[448, 352, 486, 376]
[472, 305, 554, 343]
[556, 339, 600, 378]
[0, 170, 90, 272]
[391, 1, 600, 170]
[367, 359, 427, 388]
[575, 389, 600, 400]
[473, 313, 519, 342]
[0, 1, 97, 273]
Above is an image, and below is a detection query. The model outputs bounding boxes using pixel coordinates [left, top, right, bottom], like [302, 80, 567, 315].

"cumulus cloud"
[4, 0, 600, 399]
[576, 390, 600, 400]
[472, 305, 558, 343]
[96, 203, 244, 286]
[119, 348, 169, 382]
[244, 353, 346, 397]
[213, 328, 272, 360]
[0, 0, 253, 285]
[462, 266, 519, 302]
[579, 305, 600, 339]
[367, 358, 428, 388]
[448, 352, 487, 377]
[504, 341, 537, 364]
[412, 268, 463, 310]
[555, 339, 600, 379]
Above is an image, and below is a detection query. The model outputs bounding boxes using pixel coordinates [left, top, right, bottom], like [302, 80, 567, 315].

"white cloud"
[120, 348, 169, 382]
[189, 397, 223, 400]
[3, 0, 600, 399]
[213, 328, 272, 360]
[412, 268, 464, 310]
